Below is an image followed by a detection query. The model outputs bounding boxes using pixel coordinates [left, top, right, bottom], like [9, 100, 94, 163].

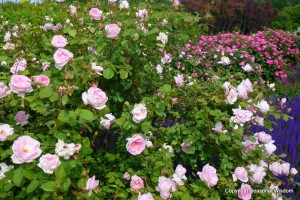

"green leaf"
[62, 94, 68, 106]
[58, 110, 69, 122]
[68, 29, 77, 37]
[27, 180, 40, 193]
[13, 167, 23, 186]
[41, 181, 56, 192]
[55, 165, 67, 178]
[23, 169, 35, 180]
[39, 87, 53, 99]
[103, 68, 114, 79]
[79, 109, 95, 121]
[119, 70, 128, 79]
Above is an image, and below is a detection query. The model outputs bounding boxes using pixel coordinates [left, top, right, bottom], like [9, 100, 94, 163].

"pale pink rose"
[254, 132, 272, 144]
[0, 124, 14, 141]
[156, 176, 177, 200]
[86, 175, 99, 196]
[136, 9, 148, 20]
[42, 62, 51, 71]
[130, 175, 144, 191]
[162, 19, 168, 26]
[175, 164, 187, 179]
[0, 83, 11, 98]
[181, 142, 192, 153]
[9, 75, 33, 97]
[82, 86, 108, 110]
[163, 143, 174, 153]
[123, 172, 130, 180]
[131, 104, 147, 123]
[212, 122, 227, 133]
[242, 63, 253, 72]
[197, 164, 218, 187]
[41, 23, 54, 31]
[174, 74, 184, 88]
[290, 168, 298, 176]
[56, 0, 64, 2]
[240, 79, 253, 93]
[138, 192, 154, 200]
[91, 63, 104, 75]
[51, 35, 68, 48]
[14, 111, 29, 126]
[105, 24, 121, 39]
[55, 140, 81, 159]
[10, 58, 27, 74]
[146, 141, 153, 147]
[108, 0, 117, 4]
[32, 74, 50, 88]
[119, 0, 129, 10]
[242, 140, 258, 155]
[11, 136, 42, 164]
[281, 163, 290, 176]
[225, 89, 238, 104]
[161, 52, 172, 64]
[217, 56, 230, 65]
[0, 163, 14, 180]
[230, 106, 253, 124]
[172, 173, 184, 186]
[249, 166, 266, 184]
[100, 113, 116, 129]
[269, 162, 282, 176]
[256, 100, 270, 114]
[222, 81, 232, 92]
[126, 135, 146, 155]
[237, 84, 248, 99]
[173, 0, 180, 8]
[53, 48, 73, 70]
[89, 8, 102, 20]
[281, 98, 287, 105]
[37, 154, 61, 174]
[254, 116, 264, 126]
[156, 64, 163, 74]
[69, 5, 77, 15]
[52, 23, 62, 31]
[238, 183, 252, 200]
[232, 167, 248, 182]
[264, 141, 276, 157]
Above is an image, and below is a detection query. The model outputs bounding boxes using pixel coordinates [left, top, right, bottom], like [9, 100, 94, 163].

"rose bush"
[0, 0, 298, 199]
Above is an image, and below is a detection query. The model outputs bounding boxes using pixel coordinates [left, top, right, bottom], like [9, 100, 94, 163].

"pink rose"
[10, 58, 27, 74]
[131, 104, 147, 123]
[230, 106, 253, 124]
[11, 136, 42, 164]
[237, 84, 248, 99]
[130, 175, 144, 191]
[37, 154, 61, 174]
[105, 24, 121, 39]
[281, 163, 290, 176]
[53, 48, 73, 70]
[238, 183, 252, 200]
[89, 8, 102, 20]
[0, 83, 11, 98]
[51, 35, 68, 48]
[290, 168, 298, 176]
[174, 74, 184, 88]
[249, 166, 266, 184]
[156, 176, 177, 200]
[86, 175, 99, 196]
[255, 100, 270, 114]
[242, 140, 258, 155]
[9, 75, 33, 97]
[225, 89, 238, 104]
[0, 124, 14, 141]
[32, 74, 50, 88]
[197, 164, 218, 187]
[100, 113, 116, 129]
[119, 0, 129, 10]
[254, 116, 264, 126]
[69, 5, 77, 15]
[254, 132, 272, 143]
[14, 111, 29, 126]
[175, 164, 187, 179]
[126, 135, 146, 155]
[82, 86, 108, 110]
[232, 167, 248, 182]
[181, 142, 192, 153]
[264, 141, 276, 157]
[269, 162, 282, 176]
[138, 192, 154, 200]
[123, 172, 130, 180]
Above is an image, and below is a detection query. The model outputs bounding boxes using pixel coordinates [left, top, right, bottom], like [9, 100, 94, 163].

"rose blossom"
[0, 124, 14, 141]
[69, 5, 77, 15]
[281, 163, 290, 176]
[225, 88, 238, 104]
[242, 63, 253, 72]
[51, 35, 68, 48]
[217, 56, 230, 65]
[0, 163, 14, 180]
[100, 113, 116, 129]
[14, 111, 29, 126]
[264, 141, 276, 157]
[55, 140, 81, 159]
[238, 183, 252, 200]
[290, 168, 298, 176]
[10, 58, 27, 74]
[181, 142, 192, 153]
[175, 164, 187, 179]
[86, 175, 99, 196]
[82, 86, 108, 110]
[242, 140, 258, 155]
[232, 167, 248, 182]
[105, 24, 121, 39]
[156, 176, 177, 200]
[136, 9, 148, 21]
[197, 164, 218, 187]
[212, 122, 228, 133]
[138, 192, 154, 200]
[123, 172, 130, 180]
[91, 63, 104, 75]
[254, 116, 264, 126]
[126, 134, 146, 155]
[0, 83, 11, 98]
[131, 104, 147, 123]
[32, 74, 50, 88]
[174, 74, 184, 88]
[9, 75, 33, 97]
[37, 154, 61, 174]
[156, 64, 163, 74]
[89, 8, 102, 20]
[256, 100, 270, 114]
[53, 48, 73, 70]
[119, 0, 129, 10]
[130, 175, 144, 191]
[11, 136, 42, 164]
[162, 19, 168, 26]
[269, 162, 282, 176]
[254, 131, 272, 143]
[230, 106, 253, 124]
[249, 165, 266, 184]
[157, 32, 168, 44]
